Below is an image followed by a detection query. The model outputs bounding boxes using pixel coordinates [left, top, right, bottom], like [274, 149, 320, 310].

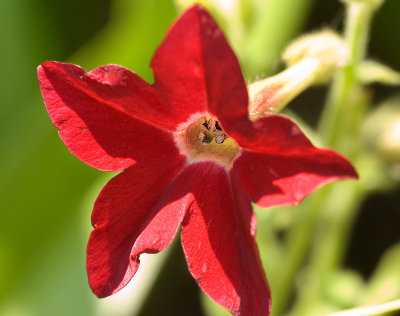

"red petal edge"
[180, 162, 271, 316]
[232, 116, 357, 207]
[151, 5, 249, 132]
[38, 62, 178, 171]
[87, 155, 188, 297]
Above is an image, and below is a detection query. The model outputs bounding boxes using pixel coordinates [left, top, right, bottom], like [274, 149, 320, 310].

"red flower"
[37, 5, 357, 316]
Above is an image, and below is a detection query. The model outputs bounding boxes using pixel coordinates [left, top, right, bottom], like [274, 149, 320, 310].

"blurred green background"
[0, 1, 399, 316]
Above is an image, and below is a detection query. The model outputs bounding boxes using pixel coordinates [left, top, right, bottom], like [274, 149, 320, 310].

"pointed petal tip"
[38, 61, 86, 78]
[39, 60, 63, 71]
[346, 164, 359, 180]
[37, 61, 62, 83]
[252, 169, 359, 208]
[323, 148, 359, 180]
[37, 62, 53, 78]
[40, 60, 54, 67]
[233, 143, 359, 209]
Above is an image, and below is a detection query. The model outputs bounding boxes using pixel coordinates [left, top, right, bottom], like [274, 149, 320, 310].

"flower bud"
[248, 30, 349, 120]
[362, 97, 400, 162]
[375, 119, 400, 162]
[282, 30, 349, 83]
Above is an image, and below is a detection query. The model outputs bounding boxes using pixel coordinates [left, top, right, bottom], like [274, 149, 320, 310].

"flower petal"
[38, 62, 178, 171]
[151, 5, 249, 131]
[230, 115, 356, 207]
[87, 155, 188, 297]
[180, 162, 271, 316]
[232, 114, 315, 154]
[232, 148, 357, 208]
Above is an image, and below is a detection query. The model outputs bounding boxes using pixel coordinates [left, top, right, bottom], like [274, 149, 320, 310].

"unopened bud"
[362, 98, 400, 162]
[282, 30, 349, 83]
[379, 120, 400, 161]
[248, 58, 320, 119]
[248, 30, 349, 120]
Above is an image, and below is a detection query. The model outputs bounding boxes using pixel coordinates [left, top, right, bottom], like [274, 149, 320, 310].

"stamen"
[202, 121, 209, 130]
[199, 131, 206, 144]
[215, 134, 226, 144]
[199, 131, 212, 145]
[175, 115, 239, 169]
[198, 119, 227, 145]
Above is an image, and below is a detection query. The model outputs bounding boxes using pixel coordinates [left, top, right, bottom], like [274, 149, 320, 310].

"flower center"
[175, 116, 239, 169]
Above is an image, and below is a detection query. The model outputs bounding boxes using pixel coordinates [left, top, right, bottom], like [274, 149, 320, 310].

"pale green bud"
[362, 97, 400, 162]
[248, 58, 320, 119]
[282, 30, 349, 83]
[248, 30, 349, 120]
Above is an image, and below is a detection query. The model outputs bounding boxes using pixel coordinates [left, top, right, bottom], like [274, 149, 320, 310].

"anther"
[214, 120, 222, 132]
[199, 131, 212, 145]
[215, 134, 226, 144]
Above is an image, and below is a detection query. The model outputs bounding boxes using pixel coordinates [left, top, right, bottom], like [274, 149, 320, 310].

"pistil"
[175, 116, 239, 169]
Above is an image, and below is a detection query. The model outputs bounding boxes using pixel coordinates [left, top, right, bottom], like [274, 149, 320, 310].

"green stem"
[289, 183, 365, 316]
[310, 0, 383, 275]
[319, 0, 380, 152]
[244, 0, 315, 78]
[282, 1, 383, 315]
[270, 187, 331, 316]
